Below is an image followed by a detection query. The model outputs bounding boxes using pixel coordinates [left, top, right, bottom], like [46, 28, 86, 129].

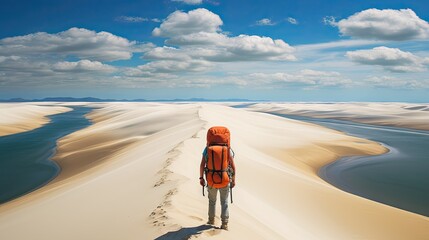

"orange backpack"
[204, 126, 231, 188]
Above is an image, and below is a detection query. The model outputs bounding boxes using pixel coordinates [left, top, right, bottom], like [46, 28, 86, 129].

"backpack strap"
[228, 147, 234, 204]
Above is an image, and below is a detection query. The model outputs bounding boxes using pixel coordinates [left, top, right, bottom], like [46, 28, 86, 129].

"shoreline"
[0, 106, 93, 204]
[267, 111, 429, 217]
[315, 123, 429, 217]
[0, 103, 72, 137]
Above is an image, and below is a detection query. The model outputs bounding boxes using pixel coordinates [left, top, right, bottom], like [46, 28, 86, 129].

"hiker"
[199, 126, 236, 230]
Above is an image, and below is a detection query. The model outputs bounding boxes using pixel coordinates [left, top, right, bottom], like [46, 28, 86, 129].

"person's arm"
[199, 156, 205, 186]
[229, 155, 236, 188]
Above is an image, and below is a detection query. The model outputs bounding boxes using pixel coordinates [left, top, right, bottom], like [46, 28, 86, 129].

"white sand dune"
[0, 103, 428, 240]
[244, 102, 429, 131]
[0, 103, 71, 136]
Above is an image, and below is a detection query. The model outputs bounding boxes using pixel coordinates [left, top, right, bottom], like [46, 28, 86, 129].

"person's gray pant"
[207, 185, 229, 222]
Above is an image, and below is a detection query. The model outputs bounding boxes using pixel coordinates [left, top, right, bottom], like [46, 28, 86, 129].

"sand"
[244, 102, 429, 131]
[0, 103, 72, 136]
[0, 102, 428, 240]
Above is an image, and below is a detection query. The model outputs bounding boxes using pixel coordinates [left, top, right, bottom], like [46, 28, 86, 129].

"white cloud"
[145, 34, 295, 63]
[256, 18, 275, 26]
[0, 55, 20, 63]
[364, 76, 429, 89]
[295, 39, 380, 52]
[346, 46, 429, 72]
[153, 8, 222, 37]
[123, 59, 213, 79]
[287, 17, 298, 25]
[144, 46, 191, 61]
[171, 0, 203, 5]
[121, 68, 352, 89]
[299, 69, 341, 77]
[245, 69, 350, 87]
[323, 16, 337, 27]
[165, 32, 227, 46]
[138, 60, 212, 73]
[116, 16, 148, 22]
[0, 29, 121, 85]
[222, 35, 295, 61]
[0, 58, 116, 75]
[116, 16, 161, 23]
[0, 27, 138, 61]
[0, 57, 119, 88]
[337, 8, 429, 41]
[52, 60, 116, 72]
[149, 8, 295, 63]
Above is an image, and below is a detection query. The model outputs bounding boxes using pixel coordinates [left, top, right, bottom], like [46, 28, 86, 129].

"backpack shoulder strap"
[203, 147, 208, 160]
[229, 147, 235, 158]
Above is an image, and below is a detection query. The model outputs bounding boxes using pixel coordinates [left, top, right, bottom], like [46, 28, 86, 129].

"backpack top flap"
[207, 126, 230, 146]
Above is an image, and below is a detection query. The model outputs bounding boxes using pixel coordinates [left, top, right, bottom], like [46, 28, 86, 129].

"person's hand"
[199, 177, 205, 186]
[231, 179, 236, 188]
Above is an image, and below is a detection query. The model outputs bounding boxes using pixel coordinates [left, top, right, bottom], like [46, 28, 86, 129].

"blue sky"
[1, 0, 429, 101]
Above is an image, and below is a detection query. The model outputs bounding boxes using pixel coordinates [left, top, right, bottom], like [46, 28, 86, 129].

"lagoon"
[0, 107, 92, 204]
[274, 113, 429, 217]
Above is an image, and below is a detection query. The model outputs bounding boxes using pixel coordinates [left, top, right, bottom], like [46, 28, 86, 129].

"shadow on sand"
[155, 224, 215, 240]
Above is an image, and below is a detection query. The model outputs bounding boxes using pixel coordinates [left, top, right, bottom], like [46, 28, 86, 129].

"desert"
[0, 102, 428, 240]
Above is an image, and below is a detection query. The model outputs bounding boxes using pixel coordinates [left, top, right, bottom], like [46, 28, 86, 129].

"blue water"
[271, 113, 429, 217]
[0, 107, 92, 204]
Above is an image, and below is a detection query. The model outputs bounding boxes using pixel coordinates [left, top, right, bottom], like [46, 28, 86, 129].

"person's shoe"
[220, 222, 228, 230]
[207, 218, 214, 225]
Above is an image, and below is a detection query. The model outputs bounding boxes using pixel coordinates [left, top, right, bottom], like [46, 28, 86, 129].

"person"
[199, 126, 236, 230]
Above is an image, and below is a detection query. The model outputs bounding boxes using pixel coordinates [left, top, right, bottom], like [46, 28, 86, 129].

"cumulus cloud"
[0, 58, 116, 75]
[0, 27, 138, 61]
[337, 8, 429, 41]
[0, 9, 301, 89]
[145, 35, 295, 63]
[256, 18, 276, 26]
[150, 8, 295, 64]
[153, 8, 222, 37]
[221, 35, 295, 61]
[287, 17, 298, 25]
[142, 60, 212, 73]
[127, 8, 296, 76]
[172, 0, 203, 5]
[0, 28, 127, 85]
[0, 57, 118, 88]
[52, 60, 116, 72]
[125, 59, 213, 76]
[164, 32, 227, 46]
[346, 46, 429, 72]
[144, 46, 191, 61]
[246, 69, 350, 87]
